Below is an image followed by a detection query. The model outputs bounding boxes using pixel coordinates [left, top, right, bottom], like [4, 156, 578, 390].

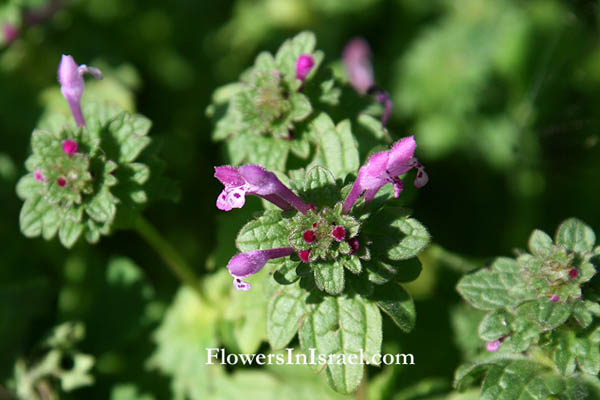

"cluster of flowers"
[215, 133, 428, 291]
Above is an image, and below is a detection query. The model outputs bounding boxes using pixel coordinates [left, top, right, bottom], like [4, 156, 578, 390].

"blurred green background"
[1, 0, 599, 398]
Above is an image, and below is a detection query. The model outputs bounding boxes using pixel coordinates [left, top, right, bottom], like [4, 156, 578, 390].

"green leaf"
[456, 257, 525, 311]
[553, 332, 577, 376]
[454, 360, 499, 391]
[343, 257, 362, 274]
[575, 335, 600, 375]
[309, 114, 359, 181]
[148, 287, 220, 400]
[59, 215, 84, 248]
[302, 166, 339, 207]
[480, 360, 566, 400]
[299, 294, 382, 394]
[267, 283, 308, 349]
[364, 210, 430, 261]
[371, 282, 415, 332]
[478, 310, 511, 341]
[556, 218, 596, 253]
[573, 300, 600, 328]
[516, 299, 572, 331]
[236, 210, 290, 252]
[107, 112, 152, 163]
[313, 261, 345, 295]
[528, 229, 554, 258]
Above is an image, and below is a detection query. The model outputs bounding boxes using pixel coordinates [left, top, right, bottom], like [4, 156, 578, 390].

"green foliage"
[16, 102, 174, 248]
[455, 219, 600, 396]
[231, 164, 430, 393]
[10, 322, 95, 400]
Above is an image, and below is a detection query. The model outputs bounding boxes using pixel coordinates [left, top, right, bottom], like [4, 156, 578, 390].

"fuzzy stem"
[133, 214, 205, 299]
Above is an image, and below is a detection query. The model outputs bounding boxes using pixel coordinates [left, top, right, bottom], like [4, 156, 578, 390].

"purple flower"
[227, 247, 295, 291]
[214, 164, 310, 213]
[342, 136, 428, 212]
[332, 226, 346, 242]
[296, 54, 315, 82]
[58, 54, 103, 128]
[343, 38, 374, 94]
[343, 38, 394, 126]
[550, 294, 559, 302]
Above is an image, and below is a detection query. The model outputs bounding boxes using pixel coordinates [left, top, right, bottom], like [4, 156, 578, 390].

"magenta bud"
[57, 177, 67, 187]
[303, 230, 315, 244]
[348, 237, 359, 255]
[332, 225, 346, 242]
[62, 139, 79, 155]
[299, 250, 311, 263]
[343, 38, 374, 94]
[34, 169, 45, 182]
[550, 294, 559, 302]
[295, 54, 315, 82]
[569, 268, 579, 279]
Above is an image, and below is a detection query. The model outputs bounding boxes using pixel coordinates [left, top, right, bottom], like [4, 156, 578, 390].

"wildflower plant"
[16, 55, 173, 248]
[206, 31, 390, 172]
[215, 111, 430, 393]
[455, 218, 600, 398]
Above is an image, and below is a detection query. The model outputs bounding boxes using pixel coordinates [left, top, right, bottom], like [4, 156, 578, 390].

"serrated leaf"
[267, 283, 308, 349]
[553, 332, 577, 376]
[309, 114, 359, 181]
[457, 257, 525, 310]
[302, 166, 339, 207]
[365, 212, 430, 261]
[228, 134, 289, 171]
[85, 188, 116, 223]
[480, 360, 561, 400]
[108, 113, 152, 163]
[478, 310, 511, 341]
[236, 210, 290, 252]
[59, 216, 84, 248]
[371, 282, 415, 332]
[343, 257, 362, 274]
[289, 93, 312, 121]
[313, 261, 345, 295]
[454, 360, 499, 391]
[575, 336, 600, 375]
[516, 299, 572, 331]
[528, 229, 554, 257]
[556, 218, 596, 253]
[299, 294, 382, 394]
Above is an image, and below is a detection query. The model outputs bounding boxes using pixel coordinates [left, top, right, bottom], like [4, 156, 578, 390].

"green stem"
[133, 214, 205, 300]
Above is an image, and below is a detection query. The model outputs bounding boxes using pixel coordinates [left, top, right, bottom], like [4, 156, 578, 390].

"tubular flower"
[214, 164, 311, 213]
[227, 247, 295, 291]
[343, 38, 374, 94]
[343, 136, 428, 213]
[343, 37, 393, 126]
[58, 54, 103, 127]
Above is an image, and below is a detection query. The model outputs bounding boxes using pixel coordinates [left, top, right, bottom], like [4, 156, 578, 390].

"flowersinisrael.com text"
[206, 348, 415, 366]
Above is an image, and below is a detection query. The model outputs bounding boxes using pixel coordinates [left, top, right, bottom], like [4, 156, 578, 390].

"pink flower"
[227, 247, 295, 291]
[342, 136, 428, 212]
[296, 54, 315, 82]
[214, 164, 310, 213]
[58, 54, 103, 127]
[343, 38, 374, 94]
